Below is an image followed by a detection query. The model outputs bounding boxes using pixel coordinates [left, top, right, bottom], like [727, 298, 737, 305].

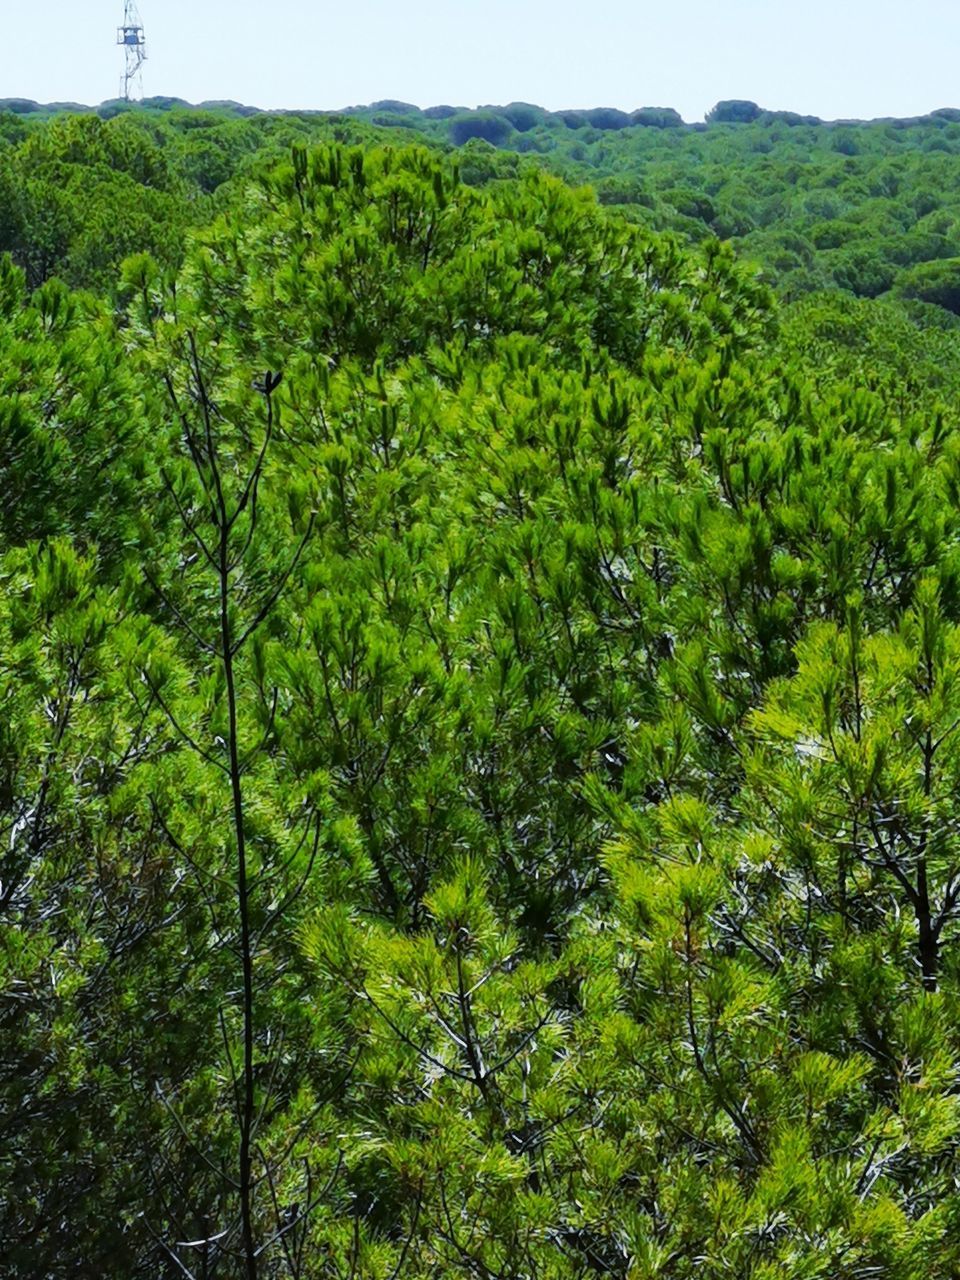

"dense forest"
[5, 97, 960, 1278]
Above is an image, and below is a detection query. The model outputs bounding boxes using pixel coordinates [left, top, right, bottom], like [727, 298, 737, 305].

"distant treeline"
[6, 93, 960, 132]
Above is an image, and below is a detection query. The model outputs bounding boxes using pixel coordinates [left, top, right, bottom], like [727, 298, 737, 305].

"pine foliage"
[4, 137, 960, 1277]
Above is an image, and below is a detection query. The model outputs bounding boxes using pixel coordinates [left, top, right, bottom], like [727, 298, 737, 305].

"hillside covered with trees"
[4, 100, 960, 1278]
[9, 95, 960, 312]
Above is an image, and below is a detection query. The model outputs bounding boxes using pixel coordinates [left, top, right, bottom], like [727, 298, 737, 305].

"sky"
[3, 0, 960, 124]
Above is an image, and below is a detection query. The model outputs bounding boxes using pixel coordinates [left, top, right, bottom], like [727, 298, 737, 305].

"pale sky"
[2, 0, 959, 124]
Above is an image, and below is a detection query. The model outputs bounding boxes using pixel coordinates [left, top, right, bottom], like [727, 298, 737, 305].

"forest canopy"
[4, 101, 960, 1278]
[8, 98, 960, 306]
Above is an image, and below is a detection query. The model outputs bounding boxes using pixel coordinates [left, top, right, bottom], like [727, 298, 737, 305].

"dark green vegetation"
[4, 100, 960, 1278]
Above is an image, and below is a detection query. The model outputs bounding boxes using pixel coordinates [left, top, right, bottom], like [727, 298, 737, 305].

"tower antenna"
[117, 2, 147, 102]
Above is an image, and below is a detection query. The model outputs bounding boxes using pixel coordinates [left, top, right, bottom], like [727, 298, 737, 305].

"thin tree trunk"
[220, 526, 258, 1280]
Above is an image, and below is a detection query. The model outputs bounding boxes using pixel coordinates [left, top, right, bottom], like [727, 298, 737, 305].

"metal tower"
[117, 2, 147, 101]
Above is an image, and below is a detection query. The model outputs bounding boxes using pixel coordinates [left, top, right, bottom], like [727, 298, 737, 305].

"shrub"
[501, 103, 546, 133]
[895, 257, 960, 313]
[631, 107, 683, 128]
[449, 113, 513, 147]
[583, 107, 632, 131]
[707, 100, 762, 124]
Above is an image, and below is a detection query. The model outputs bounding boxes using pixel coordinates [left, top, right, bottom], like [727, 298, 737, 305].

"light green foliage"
[4, 123, 960, 1279]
